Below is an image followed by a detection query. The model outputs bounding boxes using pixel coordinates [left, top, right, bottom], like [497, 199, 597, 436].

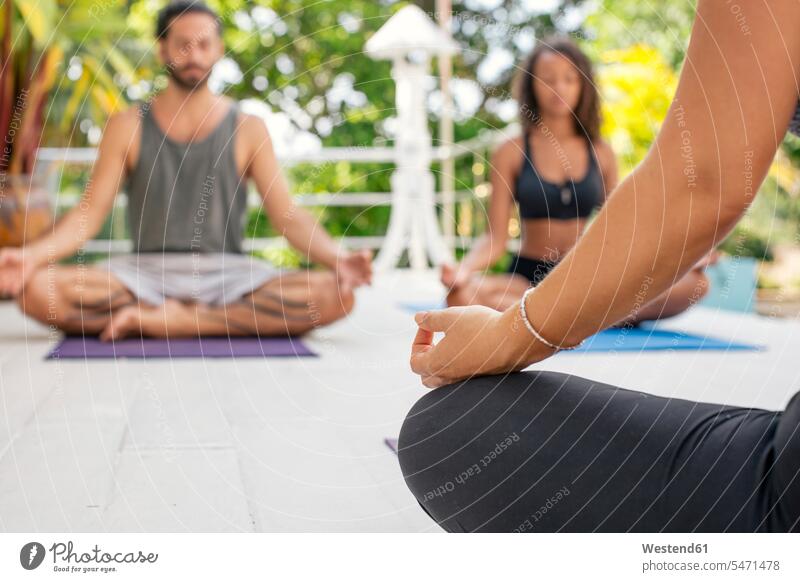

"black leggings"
[506, 254, 559, 286]
[398, 371, 800, 532]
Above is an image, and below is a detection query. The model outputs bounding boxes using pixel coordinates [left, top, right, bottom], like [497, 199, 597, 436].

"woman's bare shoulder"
[491, 135, 526, 166]
[592, 138, 616, 168]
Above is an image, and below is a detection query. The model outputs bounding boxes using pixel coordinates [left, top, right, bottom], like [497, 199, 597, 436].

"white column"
[374, 57, 451, 271]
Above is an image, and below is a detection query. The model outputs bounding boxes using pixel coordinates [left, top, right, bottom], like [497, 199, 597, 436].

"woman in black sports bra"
[442, 37, 717, 325]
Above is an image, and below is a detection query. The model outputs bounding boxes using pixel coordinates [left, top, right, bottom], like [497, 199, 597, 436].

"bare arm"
[458, 140, 518, 273]
[246, 118, 343, 269]
[411, 0, 800, 387]
[26, 112, 133, 266]
[526, 0, 800, 347]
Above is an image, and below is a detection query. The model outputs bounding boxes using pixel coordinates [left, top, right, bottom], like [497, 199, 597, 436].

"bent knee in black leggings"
[398, 371, 799, 532]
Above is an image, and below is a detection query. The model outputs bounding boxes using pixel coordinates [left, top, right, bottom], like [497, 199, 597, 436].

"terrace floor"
[1, 269, 799, 532]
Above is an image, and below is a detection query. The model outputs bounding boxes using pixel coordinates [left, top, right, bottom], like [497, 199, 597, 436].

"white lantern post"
[365, 5, 460, 271]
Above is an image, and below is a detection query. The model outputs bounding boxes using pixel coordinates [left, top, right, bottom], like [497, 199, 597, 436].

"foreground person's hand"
[410, 303, 556, 388]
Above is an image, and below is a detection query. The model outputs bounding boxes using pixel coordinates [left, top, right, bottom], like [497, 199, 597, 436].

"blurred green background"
[11, 0, 800, 288]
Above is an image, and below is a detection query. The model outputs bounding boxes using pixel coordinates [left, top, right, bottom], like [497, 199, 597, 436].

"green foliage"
[595, 44, 677, 176]
[26, 1, 143, 147]
[583, 0, 696, 69]
[719, 225, 774, 263]
[33, 0, 800, 282]
[585, 1, 800, 267]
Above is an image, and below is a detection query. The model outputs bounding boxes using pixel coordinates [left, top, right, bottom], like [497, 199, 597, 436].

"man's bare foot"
[99, 305, 143, 341]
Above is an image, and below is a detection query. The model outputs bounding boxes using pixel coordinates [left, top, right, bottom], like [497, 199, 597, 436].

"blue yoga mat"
[399, 300, 446, 313]
[560, 326, 761, 353]
[46, 335, 317, 359]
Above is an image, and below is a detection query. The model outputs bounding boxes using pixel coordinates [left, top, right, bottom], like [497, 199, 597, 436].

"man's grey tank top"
[125, 102, 248, 254]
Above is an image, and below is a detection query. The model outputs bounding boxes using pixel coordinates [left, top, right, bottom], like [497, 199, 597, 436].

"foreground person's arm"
[411, 0, 800, 387]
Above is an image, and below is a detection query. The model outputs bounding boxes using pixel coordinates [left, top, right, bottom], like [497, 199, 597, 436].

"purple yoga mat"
[384, 437, 398, 455]
[46, 335, 317, 359]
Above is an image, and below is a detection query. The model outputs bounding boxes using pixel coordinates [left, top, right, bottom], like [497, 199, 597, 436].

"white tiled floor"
[1, 269, 799, 532]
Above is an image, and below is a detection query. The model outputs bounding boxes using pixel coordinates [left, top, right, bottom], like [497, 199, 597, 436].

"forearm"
[411, 0, 800, 387]
[522, 156, 743, 346]
[279, 207, 342, 268]
[25, 205, 104, 266]
[518, 0, 800, 348]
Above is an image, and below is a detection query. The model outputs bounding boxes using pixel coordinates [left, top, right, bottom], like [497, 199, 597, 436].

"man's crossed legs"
[17, 264, 354, 340]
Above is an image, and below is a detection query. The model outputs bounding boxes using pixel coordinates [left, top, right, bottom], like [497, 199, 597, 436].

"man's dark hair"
[156, 1, 222, 40]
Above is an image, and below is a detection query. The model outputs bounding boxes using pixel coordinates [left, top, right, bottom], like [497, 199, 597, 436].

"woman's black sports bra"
[514, 130, 604, 220]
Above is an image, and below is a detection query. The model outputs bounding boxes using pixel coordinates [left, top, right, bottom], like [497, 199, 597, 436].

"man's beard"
[167, 65, 211, 91]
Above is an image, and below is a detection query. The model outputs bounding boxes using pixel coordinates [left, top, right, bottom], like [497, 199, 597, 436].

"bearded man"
[0, 1, 371, 340]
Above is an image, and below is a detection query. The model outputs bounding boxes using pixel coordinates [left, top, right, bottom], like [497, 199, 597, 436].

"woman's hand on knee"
[410, 304, 552, 388]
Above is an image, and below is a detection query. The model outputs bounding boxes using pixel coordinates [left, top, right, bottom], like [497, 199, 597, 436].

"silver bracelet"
[519, 285, 584, 351]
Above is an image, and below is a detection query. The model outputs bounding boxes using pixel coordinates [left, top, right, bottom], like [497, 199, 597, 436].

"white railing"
[34, 130, 509, 256]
